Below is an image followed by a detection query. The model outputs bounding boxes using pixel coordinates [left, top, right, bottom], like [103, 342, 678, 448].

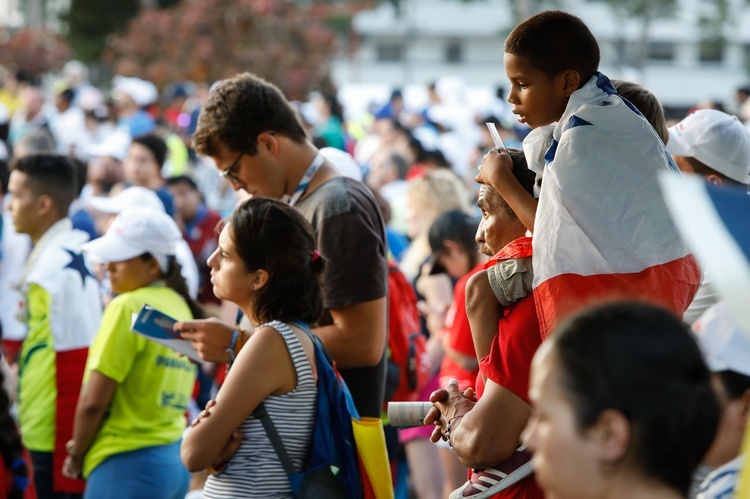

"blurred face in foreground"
[524, 343, 606, 499]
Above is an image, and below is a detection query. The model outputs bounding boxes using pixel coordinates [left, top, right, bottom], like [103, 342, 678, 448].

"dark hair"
[0, 160, 8, 196]
[139, 253, 206, 320]
[505, 10, 600, 83]
[429, 209, 481, 261]
[612, 80, 669, 145]
[166, 175, 199, 192]
[683, 156, 743, 186]
[193, 73, 307, 157]
[10, 154, 76, 217]
[229, 197, 324, 324]
[322, 92, 344, 122]
[58, 88, 75, 106]
[0, 367, 29, 499]
[131, 134, 168, 168]
[552, 302, 719, 495]
[717, 370, 750, 400]
[506, 148, 535, 197]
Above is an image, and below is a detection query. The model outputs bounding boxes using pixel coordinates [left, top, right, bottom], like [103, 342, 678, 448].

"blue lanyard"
[286, 153, 324, 207]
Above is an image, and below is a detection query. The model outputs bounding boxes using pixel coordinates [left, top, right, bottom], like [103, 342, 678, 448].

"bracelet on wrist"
[445, 414, 465, 449]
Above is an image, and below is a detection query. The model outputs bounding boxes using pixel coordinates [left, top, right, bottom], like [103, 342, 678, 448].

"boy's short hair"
[612, 80, 669, 146]
[11, 154, 76, 217]
[504, 10, 600, 84]
[193, 73, 307, 157]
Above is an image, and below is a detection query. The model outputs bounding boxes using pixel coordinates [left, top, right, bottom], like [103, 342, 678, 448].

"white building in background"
[331, 0, 750, 111]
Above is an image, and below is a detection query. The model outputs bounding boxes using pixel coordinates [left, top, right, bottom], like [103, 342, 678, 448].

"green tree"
[105, 0, 341, 99]
[0, 27, 72, 81]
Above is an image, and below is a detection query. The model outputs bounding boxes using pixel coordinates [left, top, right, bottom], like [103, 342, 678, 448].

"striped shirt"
[203, 321, 317, 498]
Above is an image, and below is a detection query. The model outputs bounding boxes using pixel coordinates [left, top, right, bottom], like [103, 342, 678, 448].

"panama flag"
[529, 73, 701, 338]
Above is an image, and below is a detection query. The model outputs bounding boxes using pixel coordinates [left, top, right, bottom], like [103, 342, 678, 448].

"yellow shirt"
[82, 286, 196, 477]
[17, 284, 56, 451]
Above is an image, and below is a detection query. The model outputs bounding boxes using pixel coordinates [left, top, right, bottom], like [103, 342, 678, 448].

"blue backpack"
[253, 323, 363, 498]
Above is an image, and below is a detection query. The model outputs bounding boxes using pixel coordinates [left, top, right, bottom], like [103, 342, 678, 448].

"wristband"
[226, 329, 240, 363]
[445, 414, 465, 449]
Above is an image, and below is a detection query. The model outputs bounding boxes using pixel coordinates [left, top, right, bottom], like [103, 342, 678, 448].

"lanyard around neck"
[286, 153, 324, 207]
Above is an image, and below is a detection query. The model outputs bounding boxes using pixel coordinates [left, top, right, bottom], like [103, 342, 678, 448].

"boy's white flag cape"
[525, 73, 700, 338]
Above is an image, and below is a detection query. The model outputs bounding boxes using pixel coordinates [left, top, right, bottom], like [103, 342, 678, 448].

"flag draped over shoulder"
[525, 73, 700, 338]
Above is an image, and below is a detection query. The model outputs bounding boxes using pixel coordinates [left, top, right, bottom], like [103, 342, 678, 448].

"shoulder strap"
[252, 403, 298, 478]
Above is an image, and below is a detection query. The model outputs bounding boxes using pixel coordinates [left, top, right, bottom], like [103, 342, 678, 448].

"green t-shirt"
[82, 286, 196, 477]
[18, 284, 56, 452]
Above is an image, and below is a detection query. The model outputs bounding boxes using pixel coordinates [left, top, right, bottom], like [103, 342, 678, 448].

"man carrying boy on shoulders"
[477, 10, 700, 337]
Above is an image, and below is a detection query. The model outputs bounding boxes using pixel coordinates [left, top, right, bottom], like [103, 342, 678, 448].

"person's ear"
[591, 409, 631, 463]
[147, 256, 162, 279]
[257, 132, 280, 157]
[37, 194, 55, 217]
[705, 174, 724, 188]
[560, 70, 581, 97]
[251, 269, 270, 291]
[739, 389, 750, 427]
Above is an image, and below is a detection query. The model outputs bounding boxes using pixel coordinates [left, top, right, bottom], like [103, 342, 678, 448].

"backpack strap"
[252, 402, 298, 477]
[251, 321, 319, 483]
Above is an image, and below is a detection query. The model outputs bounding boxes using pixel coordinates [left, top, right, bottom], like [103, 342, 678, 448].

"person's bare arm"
[476, 149, 538, 233]
[466, 270, 503, 362]
[181, 325, 295, 472]
[63, 371, 117, 478]
[313, 297, 387, 368]
[449, 379, 531, 469]
[175, 317, 249, 364]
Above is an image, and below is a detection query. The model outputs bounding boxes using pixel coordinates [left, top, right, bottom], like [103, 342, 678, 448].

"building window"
[376, 43, 404, 62]
[445, 41, 463, 63]
[699, 38, 724, 63]
[648, 42, 675, 62]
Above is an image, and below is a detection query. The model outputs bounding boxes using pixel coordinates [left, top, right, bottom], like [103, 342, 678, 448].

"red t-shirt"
[439, 262, 484, 390]
[470, 237, 545, 499]
[183, 206, 223, 305]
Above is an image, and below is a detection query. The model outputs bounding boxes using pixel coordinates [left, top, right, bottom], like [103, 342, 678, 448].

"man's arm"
[313, 297, 387, 369]
[449, 379, 531, 469]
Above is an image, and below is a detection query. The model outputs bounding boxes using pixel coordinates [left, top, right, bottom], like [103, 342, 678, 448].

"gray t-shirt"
[296, 176, 388, 417]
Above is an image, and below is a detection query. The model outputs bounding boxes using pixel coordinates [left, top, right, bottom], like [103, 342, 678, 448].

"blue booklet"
[130, 305, 202, 362]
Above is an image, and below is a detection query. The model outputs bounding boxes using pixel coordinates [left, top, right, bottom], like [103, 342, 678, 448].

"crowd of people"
[1, 8, 750, 499]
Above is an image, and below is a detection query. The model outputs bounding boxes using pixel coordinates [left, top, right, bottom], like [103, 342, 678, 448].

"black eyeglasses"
[220, 151, 245, 184]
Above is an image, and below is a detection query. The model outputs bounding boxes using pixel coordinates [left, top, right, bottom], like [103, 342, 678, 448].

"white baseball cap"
[693, 301, 750, 377]
[667, 109, 750, 184]
[89, 186, 164, 214]
[82, 207, 181, 267]
[113, 76, 158, 108]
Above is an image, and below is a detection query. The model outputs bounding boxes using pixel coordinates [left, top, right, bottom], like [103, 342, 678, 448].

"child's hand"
[476, 148, 513, 187]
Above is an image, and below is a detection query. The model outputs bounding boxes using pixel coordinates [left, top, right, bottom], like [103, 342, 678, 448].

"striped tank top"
[202, 320, 317, 498]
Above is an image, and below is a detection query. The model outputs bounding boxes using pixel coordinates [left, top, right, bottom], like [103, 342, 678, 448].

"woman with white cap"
[62, 207, 204, 499]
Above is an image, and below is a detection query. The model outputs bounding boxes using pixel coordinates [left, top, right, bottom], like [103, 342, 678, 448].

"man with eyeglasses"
[175, 73, 389, 421]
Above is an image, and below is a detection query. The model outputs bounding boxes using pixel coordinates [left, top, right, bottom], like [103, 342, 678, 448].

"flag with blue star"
[64, 249, 96, 286]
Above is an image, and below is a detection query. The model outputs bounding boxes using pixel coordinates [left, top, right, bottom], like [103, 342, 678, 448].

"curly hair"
[505, 10, 600, 83]
[193, 73, 307, 157]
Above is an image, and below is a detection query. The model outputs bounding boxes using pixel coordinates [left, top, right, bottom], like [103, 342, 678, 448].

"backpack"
[385, 263, 431, 403]
[253, 323, 362, 498]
